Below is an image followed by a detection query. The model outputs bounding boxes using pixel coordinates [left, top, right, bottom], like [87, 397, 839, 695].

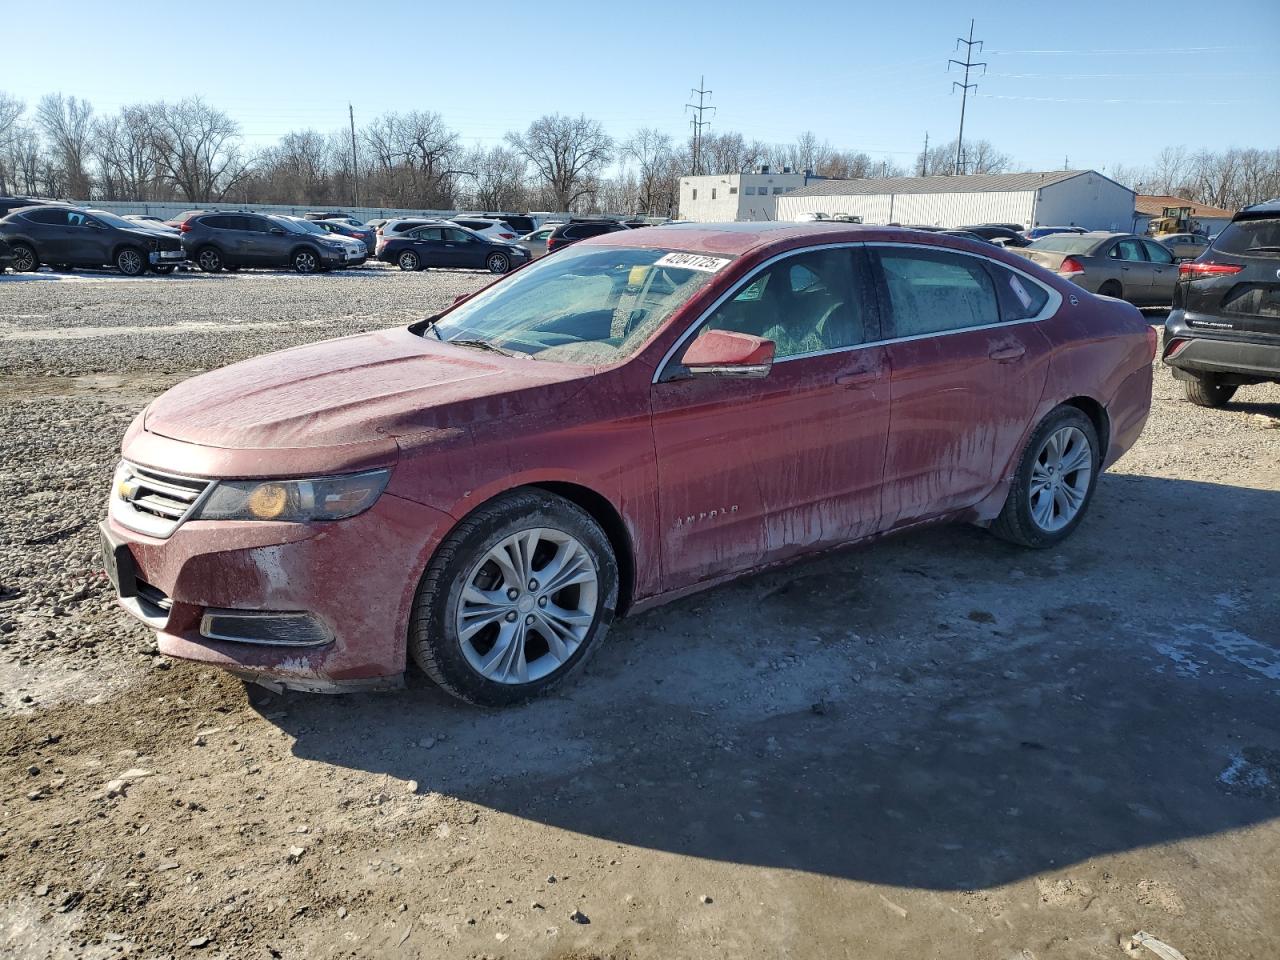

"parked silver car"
[1011, 231, 1177, 306]
[518, 222, 563, 258]
[1152, 232, 1210, 261]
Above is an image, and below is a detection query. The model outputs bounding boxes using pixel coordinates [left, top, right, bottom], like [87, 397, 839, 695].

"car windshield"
[1029, 235, 1101, 254]
[277, 217, 326, 235]
[429, 246, 727, 363]
[90, 210, 147, 230]
[1212, 217, 1280, 258]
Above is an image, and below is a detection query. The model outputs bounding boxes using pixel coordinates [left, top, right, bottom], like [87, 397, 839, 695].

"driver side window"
[445, 228, 474, 243]
[699, 248, 865, 360]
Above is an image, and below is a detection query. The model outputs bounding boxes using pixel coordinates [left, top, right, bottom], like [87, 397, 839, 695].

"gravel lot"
[1, 267, 1277, 960]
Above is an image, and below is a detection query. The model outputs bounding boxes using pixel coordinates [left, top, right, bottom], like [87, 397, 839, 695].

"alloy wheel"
[197, 249, 222, 272]
[117, 249, 144, 276]
[1029, 426, 1092, 532]
[455, 528, 598, 685]
[12, 245, 36, 272]
[487, 253, 509, 274]
[295, 251, 318, 273]
[398, 251, 419, 271]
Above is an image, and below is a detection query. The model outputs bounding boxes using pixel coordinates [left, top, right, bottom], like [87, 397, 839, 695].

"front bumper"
[102, 492, 453, 692]
[1163, 312, 1280, 380]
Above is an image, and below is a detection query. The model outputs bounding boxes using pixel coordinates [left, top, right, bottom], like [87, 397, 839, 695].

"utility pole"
[349, 103, 359, 207]
[685, 77, 715, 176]
[948, 19, 986, 176]
[1063, 155, 1070, 170]
[920, 131, 930, 176]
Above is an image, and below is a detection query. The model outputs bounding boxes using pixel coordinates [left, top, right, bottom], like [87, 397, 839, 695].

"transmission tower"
[685, 77, 715, 176]
[947, 19, 986, 176]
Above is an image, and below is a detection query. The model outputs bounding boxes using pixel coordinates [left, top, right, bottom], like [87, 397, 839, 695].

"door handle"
[989, 345, 1026, 362]
[836, 369, 881, 390]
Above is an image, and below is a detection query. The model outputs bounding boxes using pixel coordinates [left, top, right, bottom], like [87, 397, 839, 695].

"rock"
[192, 735, 206, 747]
[188, 936, 210, 948]
[569, 909, 590, 924]
[27, 764, 39, 776]
[420, 737, 437, 750]
[337, 906, 348, 919]
[700, 894, 713, 904]
[405, 780, 418, 794]
[287, 846, 305, 862]
[34, 884, 49, 896]
[546, 875, 557, 883]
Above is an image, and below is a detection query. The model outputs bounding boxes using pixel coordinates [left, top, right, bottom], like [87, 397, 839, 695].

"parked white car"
[518, 222, 564, 258]
[450, 217, 521, 242]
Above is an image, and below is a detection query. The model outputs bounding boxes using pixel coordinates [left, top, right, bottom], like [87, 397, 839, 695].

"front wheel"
[486, 251, 510, 274]
[9, 243, 38, 272]
[991, 406, 1100, 548]
[409, 490, 619, 707]
[292, 248, 319, 274]
[1183, 375, 1237, 408]
[196, 247, 223, 272]
[398, 250, 420, 271]
[115, 247, 146, 277]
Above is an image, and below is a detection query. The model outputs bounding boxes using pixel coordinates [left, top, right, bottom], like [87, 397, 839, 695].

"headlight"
[192, 470, 390, 522]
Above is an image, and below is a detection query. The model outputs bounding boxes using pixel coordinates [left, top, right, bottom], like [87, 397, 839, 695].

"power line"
[948, 18, 987, 176]
[685, 76, 715, 176]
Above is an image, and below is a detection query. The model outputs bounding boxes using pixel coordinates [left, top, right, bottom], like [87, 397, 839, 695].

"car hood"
[143, 328, 590, 451]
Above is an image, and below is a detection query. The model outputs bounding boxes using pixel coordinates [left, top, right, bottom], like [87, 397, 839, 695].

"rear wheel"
[292, 248, 319, 273]
[115, 247, 146, 277]
[1183, 374, 1237, 408]
[991, 406, 1100, 548]
[398, 250, 420, 271]
[196, 247, 223, 272]
[10, 244, 37, 272]
[409, 490, 618, 707]
[1097, 279, 1122, 299]
[486, 251, 510, 274]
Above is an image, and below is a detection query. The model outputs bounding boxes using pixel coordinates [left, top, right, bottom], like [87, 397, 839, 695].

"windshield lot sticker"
[655, 252, 732, 273]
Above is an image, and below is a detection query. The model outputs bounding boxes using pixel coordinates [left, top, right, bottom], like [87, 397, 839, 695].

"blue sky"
[7, 0, 1278, 174]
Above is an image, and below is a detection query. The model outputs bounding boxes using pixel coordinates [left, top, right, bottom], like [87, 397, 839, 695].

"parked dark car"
[545, 219, 629, 254]
[964, 224, 1030, 247]
[317, 219, 376, 254]
[377, 223, 530, 274]
[0, 196, 56, 218]
[177, 211, 355, 273]
[0, 236, 14, 273]
[0, 205, 185, 275]
[1011, 232, 1177, 306]
[942, 229, 994, 244]
[1162, 199, 1280, 407]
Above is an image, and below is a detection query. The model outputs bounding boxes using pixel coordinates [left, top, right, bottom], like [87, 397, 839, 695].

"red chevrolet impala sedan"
[101, 223, 1154, 705]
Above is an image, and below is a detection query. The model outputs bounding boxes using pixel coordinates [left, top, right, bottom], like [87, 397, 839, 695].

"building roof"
[1135, 194, 1235, 219]
[784, 170, 1118, 199]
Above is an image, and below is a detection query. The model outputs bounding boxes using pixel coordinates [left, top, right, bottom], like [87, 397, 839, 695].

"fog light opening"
[199, 610, 334, 647]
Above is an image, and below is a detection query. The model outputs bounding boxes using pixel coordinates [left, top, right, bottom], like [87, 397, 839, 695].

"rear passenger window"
[23, 208, 68, 224]
[988, 263, 1050, 321]
[877, 249, 1000, 336]
[1142, 241, 1175, 264]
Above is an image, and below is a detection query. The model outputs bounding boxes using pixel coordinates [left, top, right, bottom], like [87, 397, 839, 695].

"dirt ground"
[1, 267, 1278, 960]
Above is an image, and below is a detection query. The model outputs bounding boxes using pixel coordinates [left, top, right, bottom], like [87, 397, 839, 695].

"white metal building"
[679, 169, 815, 222]
[775, 170, 1135, 231]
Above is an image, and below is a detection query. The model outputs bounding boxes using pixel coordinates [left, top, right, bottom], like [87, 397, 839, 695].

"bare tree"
[623, 127, 680, 215]
[364, 111, 460, 208]
[787, 131, 833, 174]
[256, 129, 334, 203]
[506, 114, 612, 212]
[818, 150, 874, 180]
[93, 105, 162, 201]
[461, 144, 527, 212]
[0, 92, 22, 149]
[150, 97, 249, 202]
[35, 93, 95, 198]
[918, 138, 1008, 176]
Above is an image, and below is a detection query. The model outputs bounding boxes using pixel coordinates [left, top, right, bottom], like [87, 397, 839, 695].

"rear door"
[1109, 238, 1155, 303]
[871, 244, 1054, 528]
[20, 208, 74, 261]
[407, 226, 447, 265]
[1141, 239, 1178, 303]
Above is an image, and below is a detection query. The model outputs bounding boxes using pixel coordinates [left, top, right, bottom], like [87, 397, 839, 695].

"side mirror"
[679, 330, 774, 378]
[270, 227, 285, 235]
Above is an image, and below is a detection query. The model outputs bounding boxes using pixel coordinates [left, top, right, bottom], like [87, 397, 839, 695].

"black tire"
[10, 243, 37, 272]
[196, 246, 223, 272]
[1183, 375, 1237, 408]
[1097, 279, 1122, 299]
[398, 250, 420, 271]
[990, 405, 1100, 549]
[151, 264, 175, 275]
[292, 248, 320, 274]
[115, 247, 147, 276]
[409, 490, 619, 707]
[486, 251, 510, 274]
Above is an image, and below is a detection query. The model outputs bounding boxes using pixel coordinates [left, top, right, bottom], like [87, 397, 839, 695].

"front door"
[1141, 239, 1178, 303]
[442, 228, 483, 268]
[650, 245, 891, 587]
[870, 245, 1053, 528]
[1109, 237, 1156, 304]
[65, 211, 111, 265]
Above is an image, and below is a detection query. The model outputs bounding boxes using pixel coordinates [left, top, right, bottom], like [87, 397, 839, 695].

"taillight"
[179, 219, 194, 233]
[499, 232, 515, 239]
[1059, 257, 1084, 276]
[1179, 261, 1243, 278]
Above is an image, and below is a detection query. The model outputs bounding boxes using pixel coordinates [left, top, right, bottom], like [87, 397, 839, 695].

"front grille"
[111, 462, 212, 538]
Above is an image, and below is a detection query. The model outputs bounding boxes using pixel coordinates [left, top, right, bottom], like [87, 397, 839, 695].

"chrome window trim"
[651, 239, 1063, 383]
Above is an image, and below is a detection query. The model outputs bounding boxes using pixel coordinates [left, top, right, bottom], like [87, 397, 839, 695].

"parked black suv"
[1163, 199, 1280, 407]
[377, 223, 530, 273]
[178, 211, 353, 273]
[0, 196, 56, 218]
[545, 219, 629, 254]
[963, 224, 1031, 247]
[0, 205, 185, 275]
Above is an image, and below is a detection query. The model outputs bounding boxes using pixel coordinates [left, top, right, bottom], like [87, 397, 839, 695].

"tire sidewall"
[197, 246, 223, 272]
[1006, 407, 1100, 547]
[399, 251, 419, 271]
[487, 252, 509, 274]
[294, 248, 319, 273]
[410, 493, 619, 707]
[116, 247, 145, 276]
[12, 243, 37, 272]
